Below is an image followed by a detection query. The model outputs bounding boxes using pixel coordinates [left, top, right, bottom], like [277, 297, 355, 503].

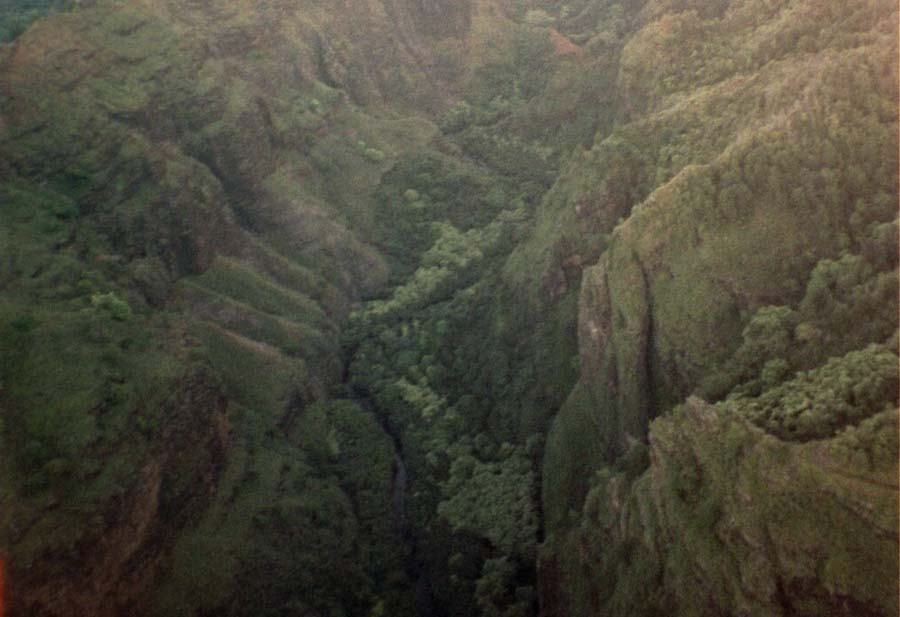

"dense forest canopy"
[0, 0, 897, 616]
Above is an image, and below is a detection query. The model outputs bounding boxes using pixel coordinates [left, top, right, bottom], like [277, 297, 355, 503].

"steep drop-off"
[0, 0, 507, 613]
[0, 0, 897, 616]
[536, 1, 899, 615]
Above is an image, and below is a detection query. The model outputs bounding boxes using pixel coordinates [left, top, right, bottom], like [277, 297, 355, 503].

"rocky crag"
[0, 1, 896, 616]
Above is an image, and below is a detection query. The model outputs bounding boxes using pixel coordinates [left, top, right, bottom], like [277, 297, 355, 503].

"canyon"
[0, 1, 897, 616]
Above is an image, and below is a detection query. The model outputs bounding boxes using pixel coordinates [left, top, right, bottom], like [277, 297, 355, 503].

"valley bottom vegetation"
[0, 0, 897, 616]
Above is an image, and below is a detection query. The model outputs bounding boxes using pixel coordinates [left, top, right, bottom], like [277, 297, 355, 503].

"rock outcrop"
[8, 375, 229, 617]
[539, 0, 899, 613]
[541, 399, 898, 617]
[0, 0, 897, 615]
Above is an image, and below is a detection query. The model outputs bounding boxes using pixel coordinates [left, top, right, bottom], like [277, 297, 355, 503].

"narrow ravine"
[350, 391, 440, 617]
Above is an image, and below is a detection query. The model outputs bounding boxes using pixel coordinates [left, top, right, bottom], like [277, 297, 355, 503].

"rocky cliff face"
[540, 399, 898, 617]
[8, 374, 229, 617]
[539, 0, 899, 614]
[0, 0, 897, 615]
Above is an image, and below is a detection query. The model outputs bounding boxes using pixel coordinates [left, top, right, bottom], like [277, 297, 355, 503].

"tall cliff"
[537, 0, 899, 615]
[0, 0, 896, 616]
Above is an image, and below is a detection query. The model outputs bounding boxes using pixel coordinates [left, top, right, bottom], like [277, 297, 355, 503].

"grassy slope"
[0, 0, 454, 614]
[0, 0, 897, 615]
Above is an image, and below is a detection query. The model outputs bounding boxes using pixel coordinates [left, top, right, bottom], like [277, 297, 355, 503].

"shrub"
[524, 9, 555, 27]
[724, 344, 899, 441]
[90, 292, 133, 321]
[363, 148, 385, 163]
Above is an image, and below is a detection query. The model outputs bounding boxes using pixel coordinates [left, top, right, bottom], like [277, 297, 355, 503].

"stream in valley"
[352, 393, 440, 617]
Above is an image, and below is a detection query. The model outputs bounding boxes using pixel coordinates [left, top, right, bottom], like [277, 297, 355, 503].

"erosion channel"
[0, 1, 897, 617]
[353, 391, 441, 617]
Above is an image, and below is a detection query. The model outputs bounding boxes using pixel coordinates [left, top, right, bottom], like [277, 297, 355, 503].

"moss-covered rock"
[540, 0, 898, 613]
[542, 0, 898, 520]
[1, 0, 897, 615]
[541, 398, 899, 617]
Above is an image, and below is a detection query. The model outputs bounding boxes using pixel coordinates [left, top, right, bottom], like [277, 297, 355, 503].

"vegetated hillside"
[0, 0, 66, 42]
[0, 0, 514, 615]
[0, 0, 897, 616]
[533, 0, 899, 615]
[348, 1, 898, 615]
